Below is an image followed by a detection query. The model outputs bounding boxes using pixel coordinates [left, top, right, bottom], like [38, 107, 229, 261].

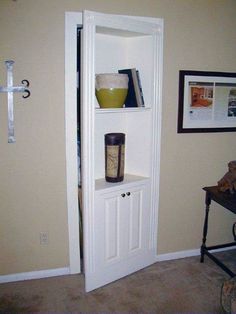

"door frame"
[65, 12, 83, 274]
[64, 10, 163, 275]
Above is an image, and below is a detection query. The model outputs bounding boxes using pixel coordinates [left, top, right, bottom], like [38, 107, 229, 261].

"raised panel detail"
[104, 196, 120, 262]
[129, 191, 142, 252]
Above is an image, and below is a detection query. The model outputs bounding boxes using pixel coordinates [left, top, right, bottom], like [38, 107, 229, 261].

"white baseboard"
[155, 246, 236, 262]
[156, 249, 200, 262]
[1, 246, 235, 284]
[0, 267, 70, 284]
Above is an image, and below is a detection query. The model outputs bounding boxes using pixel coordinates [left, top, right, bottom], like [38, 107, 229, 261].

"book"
[118, 68, 138, 107]
[118, 68, 145, 107]
[136, 70, 145, 107]
[132, 69, 143, 107]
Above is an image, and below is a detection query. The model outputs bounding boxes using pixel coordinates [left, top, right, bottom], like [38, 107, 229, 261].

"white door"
[65, 10, 163, 292]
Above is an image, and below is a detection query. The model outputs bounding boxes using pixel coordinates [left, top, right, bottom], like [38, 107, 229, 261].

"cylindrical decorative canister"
[105, 133, 125, 182]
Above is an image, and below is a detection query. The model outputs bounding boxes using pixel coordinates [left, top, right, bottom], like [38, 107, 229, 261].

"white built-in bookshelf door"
[81, 10, 163, 292]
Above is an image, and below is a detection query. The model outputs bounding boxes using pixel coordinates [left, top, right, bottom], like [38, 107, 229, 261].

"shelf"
[95, 174, 149, 192]
[95, 107, 151, 114]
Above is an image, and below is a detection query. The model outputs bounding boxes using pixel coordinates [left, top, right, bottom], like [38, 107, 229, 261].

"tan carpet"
[0, 251, 235, 313]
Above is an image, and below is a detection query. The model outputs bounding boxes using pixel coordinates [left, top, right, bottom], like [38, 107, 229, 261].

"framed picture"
[177, 70, 236, 133]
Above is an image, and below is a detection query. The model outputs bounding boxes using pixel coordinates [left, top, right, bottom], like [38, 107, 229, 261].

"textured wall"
[0, 0, 236, 275]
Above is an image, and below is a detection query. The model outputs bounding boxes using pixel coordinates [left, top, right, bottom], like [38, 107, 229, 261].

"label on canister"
[106, 144, 125, 178]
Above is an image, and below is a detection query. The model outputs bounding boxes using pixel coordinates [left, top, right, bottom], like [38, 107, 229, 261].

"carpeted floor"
[0, 251, 235, 313]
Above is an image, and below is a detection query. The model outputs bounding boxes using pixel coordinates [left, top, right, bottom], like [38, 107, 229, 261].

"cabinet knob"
[121, 193, 126, 197]
[126, 192, 130, 196]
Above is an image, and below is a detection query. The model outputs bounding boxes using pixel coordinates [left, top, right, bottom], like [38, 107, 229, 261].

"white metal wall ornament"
[0, 60, 30, 143]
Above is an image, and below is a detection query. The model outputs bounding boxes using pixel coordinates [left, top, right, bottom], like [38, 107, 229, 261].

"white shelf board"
[95, 107, 150, 114]
[95, 174, 149, 192]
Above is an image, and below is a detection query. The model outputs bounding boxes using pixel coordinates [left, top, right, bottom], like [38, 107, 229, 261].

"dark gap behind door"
[77, 28, 83, 261]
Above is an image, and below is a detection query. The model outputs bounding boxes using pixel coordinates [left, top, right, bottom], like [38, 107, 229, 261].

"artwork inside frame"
[177, 70, 236, 133]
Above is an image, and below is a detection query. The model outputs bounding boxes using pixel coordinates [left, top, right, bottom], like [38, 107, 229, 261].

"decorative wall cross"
[0, 60, 30, 143]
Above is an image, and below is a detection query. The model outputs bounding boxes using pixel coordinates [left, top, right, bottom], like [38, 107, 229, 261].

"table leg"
[233, 222, 236, 241]
[200, 191, 211, 263]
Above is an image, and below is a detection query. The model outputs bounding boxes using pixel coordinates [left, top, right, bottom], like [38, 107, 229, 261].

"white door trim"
[65, 12, 83, 274]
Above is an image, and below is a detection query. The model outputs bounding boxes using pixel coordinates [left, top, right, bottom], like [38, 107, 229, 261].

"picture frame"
[177, 70, 236, 133]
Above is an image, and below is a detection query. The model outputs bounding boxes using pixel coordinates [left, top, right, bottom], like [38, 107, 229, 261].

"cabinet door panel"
[104, 196, 120, 262]
[89, 183, 154, 291]
[128, 190, 142, 252]
[95, 192, 126, 267]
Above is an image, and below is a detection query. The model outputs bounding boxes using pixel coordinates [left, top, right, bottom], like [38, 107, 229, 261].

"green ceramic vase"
[95, 88, 128, 108]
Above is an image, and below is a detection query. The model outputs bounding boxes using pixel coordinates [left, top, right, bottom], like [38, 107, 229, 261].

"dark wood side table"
[200, 186, 236, 277]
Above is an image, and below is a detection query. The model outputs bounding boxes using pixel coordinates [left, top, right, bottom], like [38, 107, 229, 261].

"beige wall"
[0, 0, 236, 275]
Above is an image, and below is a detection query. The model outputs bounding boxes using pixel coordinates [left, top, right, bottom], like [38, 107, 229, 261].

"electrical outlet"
[40, 232, 49, 245]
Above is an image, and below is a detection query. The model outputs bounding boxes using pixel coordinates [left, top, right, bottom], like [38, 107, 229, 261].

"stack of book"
[118, 68, 145, 107]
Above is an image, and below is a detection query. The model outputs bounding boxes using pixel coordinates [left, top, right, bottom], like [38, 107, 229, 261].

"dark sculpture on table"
[217, 160, 236, 194]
